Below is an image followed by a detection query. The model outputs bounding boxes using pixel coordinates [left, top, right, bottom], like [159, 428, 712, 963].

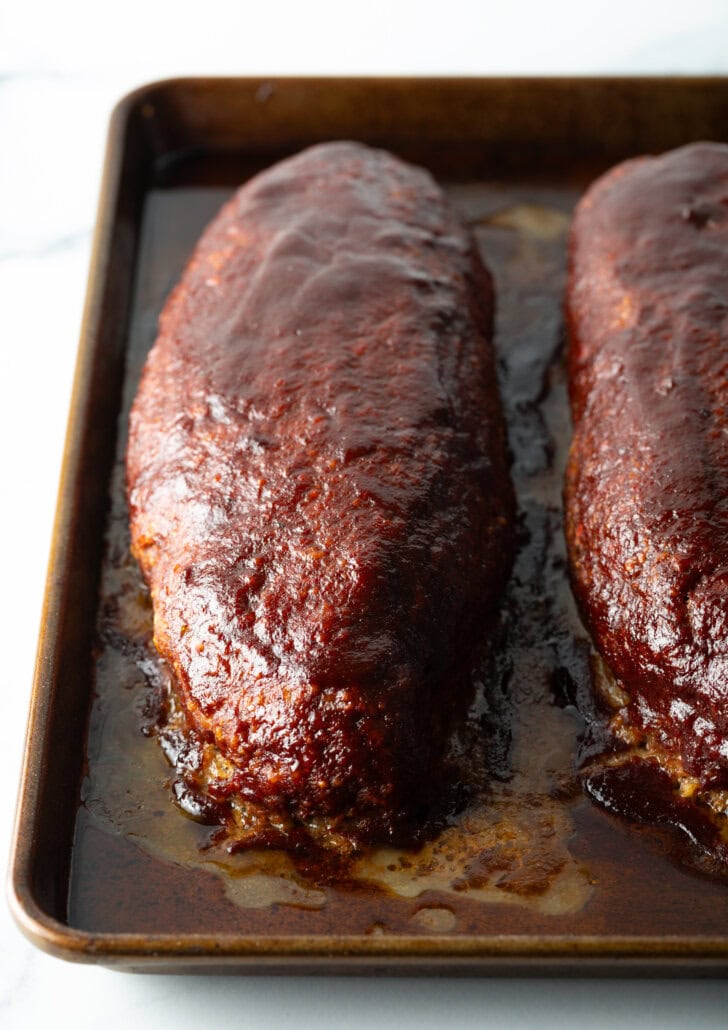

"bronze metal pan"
[9, 76, 728, 974]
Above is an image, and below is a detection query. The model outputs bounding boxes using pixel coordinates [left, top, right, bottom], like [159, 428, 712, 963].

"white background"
[1, 1, 728, 1025]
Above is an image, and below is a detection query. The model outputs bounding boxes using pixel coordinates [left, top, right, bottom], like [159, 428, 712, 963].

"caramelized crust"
[565, 142, 728, 791]
[126, 142, 515, 843]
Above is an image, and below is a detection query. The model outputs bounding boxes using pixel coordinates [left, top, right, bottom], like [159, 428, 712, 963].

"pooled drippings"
[81, 186, 598, 918]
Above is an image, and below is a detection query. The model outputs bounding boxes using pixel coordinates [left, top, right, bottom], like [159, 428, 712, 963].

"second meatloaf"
[126, 142, 515, 846]
[565, 142, 728, 799]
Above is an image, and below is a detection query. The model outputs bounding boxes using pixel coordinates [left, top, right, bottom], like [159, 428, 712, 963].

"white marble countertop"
[2, 1, 728, 1025]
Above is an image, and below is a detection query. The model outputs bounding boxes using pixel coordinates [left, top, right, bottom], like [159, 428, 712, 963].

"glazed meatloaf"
[126, 141, 516, 847]
[565, 142, 728, 802]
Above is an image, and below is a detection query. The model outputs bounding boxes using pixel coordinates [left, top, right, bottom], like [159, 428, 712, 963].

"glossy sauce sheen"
[565, 143, 728, 795]
[126, 142, 515, 845]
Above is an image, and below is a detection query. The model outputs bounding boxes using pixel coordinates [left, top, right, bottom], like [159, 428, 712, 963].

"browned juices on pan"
[126, 141, 515, 847]
[565, 142, 728, 798]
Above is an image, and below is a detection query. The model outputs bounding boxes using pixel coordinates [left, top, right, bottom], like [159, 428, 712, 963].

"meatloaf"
[564, 142, 728, 799]
[126, 141, 515, 846]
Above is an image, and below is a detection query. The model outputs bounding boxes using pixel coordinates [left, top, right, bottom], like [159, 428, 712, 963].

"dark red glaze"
[126, 142, 515, 844]
[565, 142, 728, 791]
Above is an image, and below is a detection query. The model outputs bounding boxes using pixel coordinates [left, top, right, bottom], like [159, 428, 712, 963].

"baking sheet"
[11, 77, 728, 973]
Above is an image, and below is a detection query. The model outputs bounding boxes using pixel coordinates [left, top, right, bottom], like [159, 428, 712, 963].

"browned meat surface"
[565, 142, 728, 795]
[126, 141, 515, 845]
